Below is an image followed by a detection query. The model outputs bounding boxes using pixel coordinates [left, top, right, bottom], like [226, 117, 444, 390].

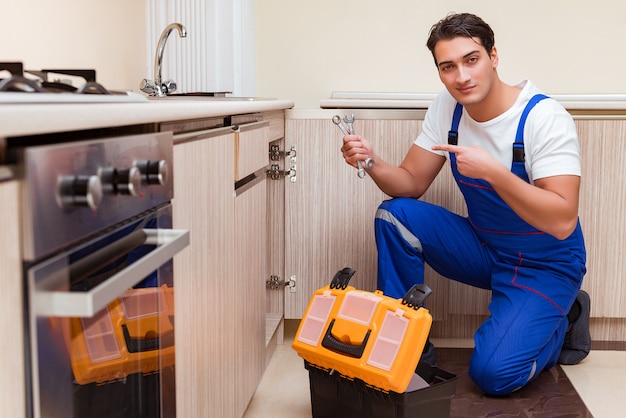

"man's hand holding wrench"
[332, 114, 374, 178]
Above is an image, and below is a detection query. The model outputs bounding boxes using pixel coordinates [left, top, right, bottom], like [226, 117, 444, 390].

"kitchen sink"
[148, 92, 273, 101]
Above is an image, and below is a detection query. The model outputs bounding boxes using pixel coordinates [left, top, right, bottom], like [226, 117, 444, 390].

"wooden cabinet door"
[0, 180, 26, 418]
[173, 129, 237, 418]
[284, 117, 386, 319]
[233, 124, 269, 417]
[577, 119, 626, 320]
[283, 116, 427, 318]
[283, 114, 491, 338]
[264, 110, 288, 352]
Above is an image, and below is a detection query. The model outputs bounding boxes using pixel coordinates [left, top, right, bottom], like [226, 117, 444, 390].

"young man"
[340, 13, 590, 396]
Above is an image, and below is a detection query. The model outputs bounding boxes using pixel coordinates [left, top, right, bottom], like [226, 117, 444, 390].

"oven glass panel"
[28, 206, 176, 418]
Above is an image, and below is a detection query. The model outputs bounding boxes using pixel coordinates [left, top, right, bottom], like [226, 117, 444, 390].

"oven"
[9, 120, 188, 417]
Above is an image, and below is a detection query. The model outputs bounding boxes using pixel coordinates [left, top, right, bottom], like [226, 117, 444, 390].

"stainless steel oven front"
[14, 129, 188, 418]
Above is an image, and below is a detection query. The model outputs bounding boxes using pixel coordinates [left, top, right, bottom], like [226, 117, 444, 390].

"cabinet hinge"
[267, 144, 297, 182]
[266, 164, 296, 182]
[266, 275, 296, 292]
[269, 144, 297, 162]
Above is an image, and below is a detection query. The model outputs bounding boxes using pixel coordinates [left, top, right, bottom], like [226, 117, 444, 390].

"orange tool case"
[292, 268, 432, 393]
[69, 284, 175, 385]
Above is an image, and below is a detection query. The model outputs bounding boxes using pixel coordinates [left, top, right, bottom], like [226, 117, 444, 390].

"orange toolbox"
[69, 284, 175, 385]
[292, 268, 433, 393]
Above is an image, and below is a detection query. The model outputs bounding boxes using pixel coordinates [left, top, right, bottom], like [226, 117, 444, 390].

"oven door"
[26, 204, 188, 418]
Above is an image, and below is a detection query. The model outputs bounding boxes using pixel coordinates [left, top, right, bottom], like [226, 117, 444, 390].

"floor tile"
[561, 350, 626, 418]
[244, 322, 625, 418]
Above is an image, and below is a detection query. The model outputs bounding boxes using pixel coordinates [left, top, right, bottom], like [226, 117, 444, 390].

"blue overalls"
[374, 94, 586, 395]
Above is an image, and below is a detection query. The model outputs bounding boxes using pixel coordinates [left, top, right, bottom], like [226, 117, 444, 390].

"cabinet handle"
[173, 126, 234, 144]
[232, 120, 270, 132]
[235, 166, 268, 196]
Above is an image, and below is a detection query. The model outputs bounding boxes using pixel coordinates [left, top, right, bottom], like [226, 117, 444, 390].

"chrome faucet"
[140, 23, 187, 97]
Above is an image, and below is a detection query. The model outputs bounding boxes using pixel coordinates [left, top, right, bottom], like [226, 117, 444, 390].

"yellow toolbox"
[69, 284, 175, 385]
[292, 268, 432, 393]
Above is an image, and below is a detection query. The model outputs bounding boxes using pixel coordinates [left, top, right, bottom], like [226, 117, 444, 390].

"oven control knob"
[56, 175, 103, 210]
[100, 167, 142, 196]
[117, 167, 142, 195]
[135, 160, 168, 186]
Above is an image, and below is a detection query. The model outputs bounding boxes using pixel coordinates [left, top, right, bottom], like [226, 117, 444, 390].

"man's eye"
[467, 56, 478, 64]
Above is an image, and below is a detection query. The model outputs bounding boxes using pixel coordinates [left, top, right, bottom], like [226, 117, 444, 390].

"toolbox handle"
[121, 322, 175, 353]
[330, 267, 356, 290]
[321, 319, 371, 358]
[401, 283, 432, 310]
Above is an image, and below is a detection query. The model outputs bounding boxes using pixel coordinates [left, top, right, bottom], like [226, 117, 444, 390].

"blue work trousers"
[375, 197, 586, 395]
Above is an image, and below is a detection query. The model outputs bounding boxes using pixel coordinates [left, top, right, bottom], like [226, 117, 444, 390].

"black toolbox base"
[305, 361, 457, 418]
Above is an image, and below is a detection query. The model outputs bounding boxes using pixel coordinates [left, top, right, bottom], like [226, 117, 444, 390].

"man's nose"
[456, 66, 471, 83]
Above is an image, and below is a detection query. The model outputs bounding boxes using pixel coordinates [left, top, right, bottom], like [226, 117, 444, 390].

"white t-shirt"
[414, 80, 581, 183]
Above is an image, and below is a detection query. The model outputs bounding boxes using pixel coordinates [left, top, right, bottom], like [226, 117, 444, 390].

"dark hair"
[426, 13, 495, 65]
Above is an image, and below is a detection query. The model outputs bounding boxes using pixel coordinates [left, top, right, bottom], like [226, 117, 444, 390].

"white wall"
[3, 0, 625, 107]
[255, 0, 626, 108]
[0, 0, 255, 97]
[0, 0, 147, 92]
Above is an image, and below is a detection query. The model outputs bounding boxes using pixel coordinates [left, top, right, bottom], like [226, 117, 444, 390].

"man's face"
[433, 36, 498, 107]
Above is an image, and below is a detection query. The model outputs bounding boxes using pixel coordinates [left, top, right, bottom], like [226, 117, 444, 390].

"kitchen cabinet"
[575, 117, 626, 337]
[234, 110, 288, 359]
[283, 114, 415, 318]
[281, 110, 488, 339]
[171, 111, 283, 418]
[173, 126, 237, 418]
[0, 179, 26, 418]
[282, 110, 626, 342]
[233, 121, 270, 418]
[264, 111, 289, 360]
[0, 99, 294, 418]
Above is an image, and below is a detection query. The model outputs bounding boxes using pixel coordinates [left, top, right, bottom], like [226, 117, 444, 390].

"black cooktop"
[0, 61, 107, 94]
[0, 61, 148, 103]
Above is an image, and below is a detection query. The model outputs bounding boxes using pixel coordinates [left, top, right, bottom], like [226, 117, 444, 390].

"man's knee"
[469, 352, 536, 396]
[376, 198, 431, 230]
[377, 197, 416, 216]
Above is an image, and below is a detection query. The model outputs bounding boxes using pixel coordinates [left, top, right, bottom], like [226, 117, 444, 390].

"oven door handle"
[33, 228, 189, 318]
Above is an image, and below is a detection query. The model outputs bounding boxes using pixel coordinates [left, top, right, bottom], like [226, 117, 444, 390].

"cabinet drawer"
[235, 121, 270, 181]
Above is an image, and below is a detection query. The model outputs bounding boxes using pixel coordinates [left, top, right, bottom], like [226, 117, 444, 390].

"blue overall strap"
[513, 94, 550, 163]
[448, 103, 463, 145]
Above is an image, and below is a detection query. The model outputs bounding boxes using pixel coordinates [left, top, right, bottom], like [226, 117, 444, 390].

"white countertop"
[0, 98, 295, 138]
[320, 92, 626, 111]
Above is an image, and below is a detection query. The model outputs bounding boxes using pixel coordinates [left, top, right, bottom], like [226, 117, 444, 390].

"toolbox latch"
[401, 283, 432, 310]
[330, 267, 356, 290]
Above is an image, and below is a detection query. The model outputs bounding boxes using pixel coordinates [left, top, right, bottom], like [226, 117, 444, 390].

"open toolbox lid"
[292, 268, 432, 393]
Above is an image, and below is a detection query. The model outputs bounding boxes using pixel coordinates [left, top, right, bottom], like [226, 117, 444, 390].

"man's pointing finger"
[432, 144, 461, 153]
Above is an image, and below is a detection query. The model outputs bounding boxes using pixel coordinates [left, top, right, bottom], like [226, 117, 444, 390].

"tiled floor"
[243, 320, 626, 418]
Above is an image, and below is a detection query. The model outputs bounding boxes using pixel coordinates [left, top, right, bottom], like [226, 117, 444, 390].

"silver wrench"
[343, 114, 355, 135]
[333, 114, 373, 179]
[342, 114, 366, 178]
[332, 115, 350, 136]
[349, 115, 375, 170]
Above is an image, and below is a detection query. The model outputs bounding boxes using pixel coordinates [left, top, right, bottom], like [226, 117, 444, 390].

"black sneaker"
[558, 290, 591, 365]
